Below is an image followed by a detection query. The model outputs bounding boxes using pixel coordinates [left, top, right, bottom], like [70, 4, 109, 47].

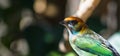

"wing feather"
[74, 32, 113, 56]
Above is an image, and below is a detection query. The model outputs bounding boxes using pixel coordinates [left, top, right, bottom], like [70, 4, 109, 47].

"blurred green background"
[0, 0, 119, 56]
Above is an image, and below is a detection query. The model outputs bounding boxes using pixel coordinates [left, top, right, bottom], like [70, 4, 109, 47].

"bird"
[60, 16, 120, 56]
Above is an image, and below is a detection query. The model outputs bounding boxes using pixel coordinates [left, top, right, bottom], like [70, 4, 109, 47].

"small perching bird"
[60, 16, 120, 56]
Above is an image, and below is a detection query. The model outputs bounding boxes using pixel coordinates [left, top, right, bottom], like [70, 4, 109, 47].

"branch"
[73, 0, 101, 22]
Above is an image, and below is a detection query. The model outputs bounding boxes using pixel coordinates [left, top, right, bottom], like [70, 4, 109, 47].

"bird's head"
[60, 16, 87, 33]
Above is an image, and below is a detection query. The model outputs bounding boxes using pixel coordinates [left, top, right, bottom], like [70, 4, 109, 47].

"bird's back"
[69, 29, 114, 56]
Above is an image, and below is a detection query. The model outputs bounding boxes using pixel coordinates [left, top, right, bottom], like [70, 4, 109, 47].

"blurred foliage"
[0, 0, 119, 56]
[87, 16, 106, 33]
[46, 51, 61, 56]
[64, 52, 77, 56]
[0, 0, 66, 56]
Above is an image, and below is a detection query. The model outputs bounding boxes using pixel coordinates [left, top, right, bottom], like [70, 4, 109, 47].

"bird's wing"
[92, 31, 120, 56]
[73, 34, 113, 56]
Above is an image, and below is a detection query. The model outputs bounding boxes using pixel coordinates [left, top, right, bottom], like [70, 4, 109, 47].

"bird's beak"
[59, 21, 67, 25]
[60, 20, 71, 29]
[59, 21, 69, 28]
[59, 21, 73, 34]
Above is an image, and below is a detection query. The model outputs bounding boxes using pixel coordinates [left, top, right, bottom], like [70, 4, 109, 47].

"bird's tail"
[108, 44, 120, 56]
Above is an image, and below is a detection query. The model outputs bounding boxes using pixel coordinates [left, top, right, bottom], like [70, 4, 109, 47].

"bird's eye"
[68, 20, 78, 25]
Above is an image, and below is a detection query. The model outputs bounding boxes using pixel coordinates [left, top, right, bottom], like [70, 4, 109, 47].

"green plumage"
[74, 33, 113, 56]
[69, 29, 114, 56]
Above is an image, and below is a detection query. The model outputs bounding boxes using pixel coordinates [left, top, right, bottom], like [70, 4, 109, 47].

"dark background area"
[0, 0, 119, 56]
